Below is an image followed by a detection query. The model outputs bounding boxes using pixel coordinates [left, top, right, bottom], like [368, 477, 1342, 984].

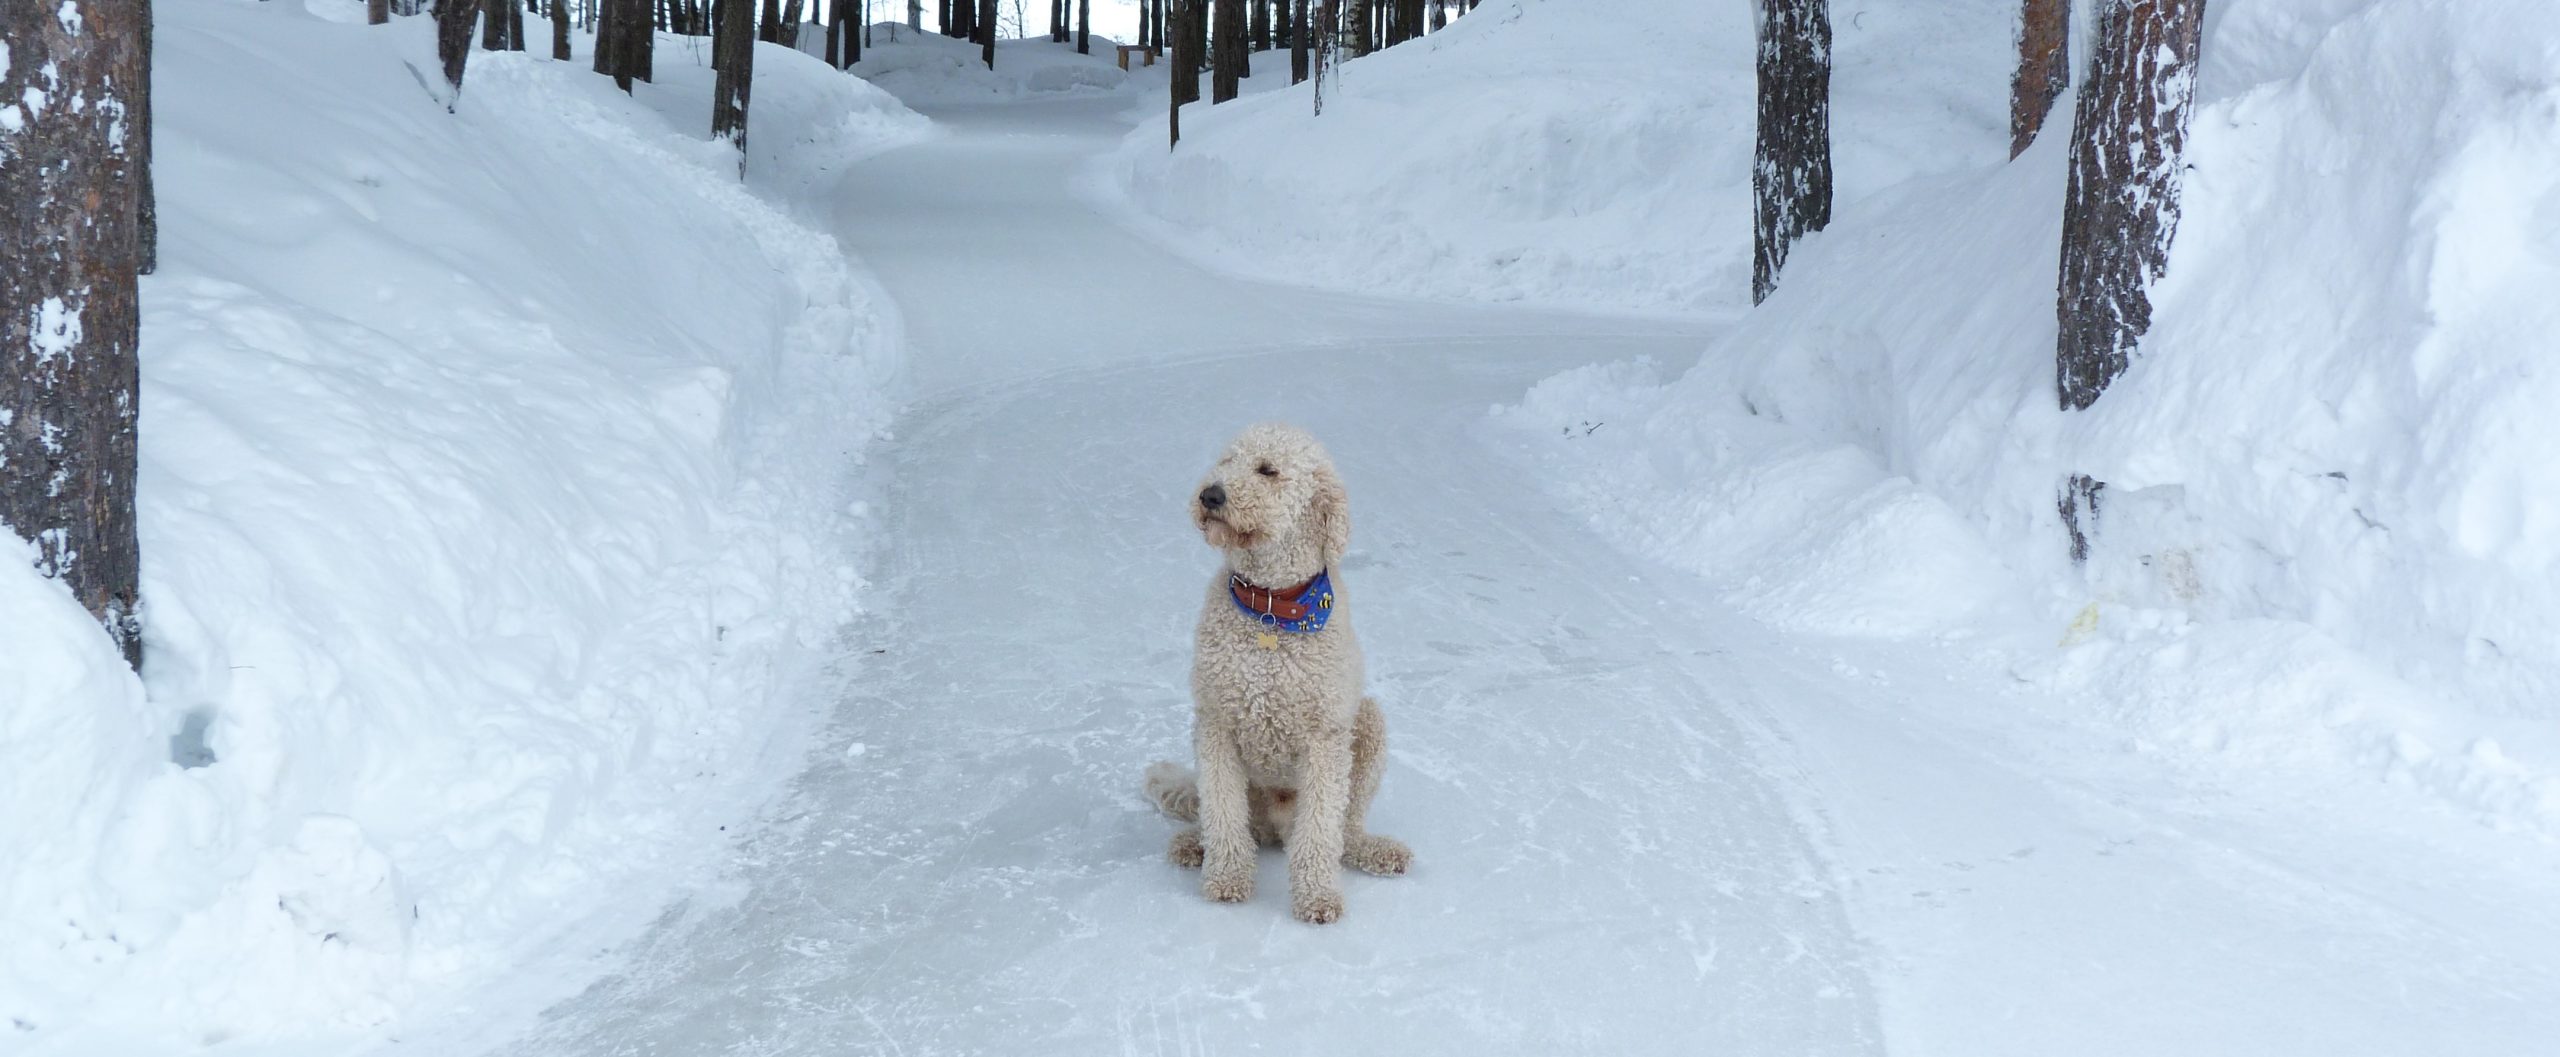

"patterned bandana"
[1228, 568, 1336, 634]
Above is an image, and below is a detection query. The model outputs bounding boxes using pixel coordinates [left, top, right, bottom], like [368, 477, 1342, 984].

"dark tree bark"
[759, 0, 781, 42]
[1750, 0, 1831, 305]
[779, 0, 802, 47]
[826, 0, 842, 64]
[2, 0, 149, 669]
[2056, 0, 2205, 411]
[1345, 0, 1367, 57]
[1211, 0, 1243, 100]
[553, 0, 572, 57]
[1076, 0, 1088, 53]
[1138, 0, 1151, 50]
[851, 0, 864, 62]
[1169, 0, 1194, 146]
[978, 0, 994, 67]
[2010, 0, 2069, 158]
[1249, 0, 1266, 50]
[480, 0, 510, 48]
[370, 0, 391, 22]
[1289, 0, 1309, 82]
[435, 0, 481, 97]
[1049, 0, 1064, 42]
[1384, 0, 1416, 46]
[713, 0, 755, 167]
[507, 0, 526, 49]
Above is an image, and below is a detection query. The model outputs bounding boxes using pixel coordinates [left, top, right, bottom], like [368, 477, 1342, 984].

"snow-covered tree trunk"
[2, 0, 150, 669]
[1345, 0, 1366, 57]
[2010, 0, 2069, 158]
[712, 0, 755, 167]
[435, 0, 481, 97]
[2055, 0, 2205, 411]
[1212, 0, 1242, 101]
[1751, 0, 1831, 305]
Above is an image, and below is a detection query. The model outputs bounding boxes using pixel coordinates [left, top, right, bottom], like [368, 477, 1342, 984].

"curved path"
[491, 96, 1877, 1056]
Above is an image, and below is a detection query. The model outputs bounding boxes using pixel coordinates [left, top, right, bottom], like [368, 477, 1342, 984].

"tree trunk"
[2056, 0, 2206, 410]
[1, 0, 149, 669]
[370, 0, 391, 22]
[713, 0, 755, 169]
[507, 0, 526, 49]
[1750, 0, 1831, 305]
[1169, 0, 1191, 146]
[1211, 0, 1243, 100]
[1345, 0, 1367, 57]
[1289, 0, 1308, 82]
[977, 0, 994, 65]
[852, 0, 865, 61]
[1249, 0, 1266, 50]
[436, 0, 480, 97]
[779, 0, 802, 47]
[2010, 0, 2069, 158]
[759, 0, 780, 42]
[481, 0, 509, 47]
[826, 0, 842, 63]
[553, 0, 573, 57]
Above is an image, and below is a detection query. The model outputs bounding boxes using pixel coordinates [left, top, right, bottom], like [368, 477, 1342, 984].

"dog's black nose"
[1199, 484, 1227, 510]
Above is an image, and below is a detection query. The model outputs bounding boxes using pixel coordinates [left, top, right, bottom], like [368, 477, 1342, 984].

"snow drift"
[0, 2, 928, 1051]
[1492, 0, 2560, 837]
[1098, 0, 2009, 314]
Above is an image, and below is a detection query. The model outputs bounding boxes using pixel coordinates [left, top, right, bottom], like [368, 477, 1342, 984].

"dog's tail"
[1144, 760, 1199, 822]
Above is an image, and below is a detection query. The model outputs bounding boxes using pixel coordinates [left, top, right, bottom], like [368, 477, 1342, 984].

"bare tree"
[2056, 0, 2206, 411]
[2, 0, 150, 669]
[713, 0, 756, 170]
[1750, 0, 1831, 305]
[2010, 0, 2068, 158]
[979, 0, 996, 67]
[436, 0, 482, 99]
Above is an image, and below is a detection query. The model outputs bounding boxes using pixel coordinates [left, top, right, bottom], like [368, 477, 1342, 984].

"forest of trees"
[2, 0, 2213, 669]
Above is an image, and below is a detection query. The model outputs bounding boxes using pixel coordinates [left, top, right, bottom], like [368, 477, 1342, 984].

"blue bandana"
[1229, 568, 1336, 634]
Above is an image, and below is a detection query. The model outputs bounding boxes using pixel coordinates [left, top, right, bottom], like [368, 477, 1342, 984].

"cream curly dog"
[1143, 423, 1411, 924]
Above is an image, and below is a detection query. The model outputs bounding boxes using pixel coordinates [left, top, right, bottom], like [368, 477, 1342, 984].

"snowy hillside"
[1099, 0, 2011, 314]
[1, 3, 926, 1051]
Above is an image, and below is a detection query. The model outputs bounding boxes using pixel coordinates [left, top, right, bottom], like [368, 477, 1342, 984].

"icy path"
[490, 97, 1875, 1055]
[467, 97, 2560, 1057]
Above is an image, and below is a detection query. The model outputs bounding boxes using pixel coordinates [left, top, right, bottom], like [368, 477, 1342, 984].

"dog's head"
[1191, 423, 1348, 582]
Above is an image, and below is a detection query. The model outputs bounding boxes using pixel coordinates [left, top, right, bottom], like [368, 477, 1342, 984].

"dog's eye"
[1256, 464, 1278, 478]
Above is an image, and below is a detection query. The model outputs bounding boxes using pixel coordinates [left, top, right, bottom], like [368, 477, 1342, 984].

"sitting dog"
[1143, 423, 1411, 924]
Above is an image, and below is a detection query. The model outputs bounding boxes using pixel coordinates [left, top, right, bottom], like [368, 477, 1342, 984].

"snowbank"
[1096, 0, 2008, 314]
[1492, 0, 2560, 837]
[837, 24, 1133, 105]
[0, 3, 928, 1051]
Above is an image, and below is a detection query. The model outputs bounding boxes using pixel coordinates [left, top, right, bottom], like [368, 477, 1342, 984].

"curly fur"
[1144, 423, 1411, 924]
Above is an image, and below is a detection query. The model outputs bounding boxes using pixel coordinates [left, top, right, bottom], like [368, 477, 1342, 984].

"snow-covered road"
[470, 96, 2560, 1057]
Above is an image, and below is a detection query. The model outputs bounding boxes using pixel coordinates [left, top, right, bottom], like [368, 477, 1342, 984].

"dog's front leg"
[1286, 732, 1353, 924]
[1195, 723, 1256, 904]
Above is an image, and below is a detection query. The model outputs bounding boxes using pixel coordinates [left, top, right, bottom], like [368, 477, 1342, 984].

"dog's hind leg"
[1342, 696, 1413, 877]
[1144, 761, 1200, 822]
[1167, 826, 1205, 868]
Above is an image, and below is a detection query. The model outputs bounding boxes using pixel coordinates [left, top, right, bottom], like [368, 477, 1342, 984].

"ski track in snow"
[463, 96, 2560, 1057]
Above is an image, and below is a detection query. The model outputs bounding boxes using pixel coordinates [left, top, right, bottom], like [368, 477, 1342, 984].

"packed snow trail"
[492, 96, 1875, 1055]
[466, 96, 2560, 1057]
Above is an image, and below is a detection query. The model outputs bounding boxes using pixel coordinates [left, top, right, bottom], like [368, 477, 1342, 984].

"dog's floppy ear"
[1311, 464, 1351, 567]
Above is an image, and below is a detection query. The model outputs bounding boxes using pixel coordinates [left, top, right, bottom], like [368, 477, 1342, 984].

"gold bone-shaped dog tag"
[1258, 631, 1280, 650]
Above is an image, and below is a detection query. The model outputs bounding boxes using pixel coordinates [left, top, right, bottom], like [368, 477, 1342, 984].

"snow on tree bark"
[712, 0, 755, 169]
[1345, 0, 1365, 57]
[2009, 0, 2068, 159]
[2055, 0, 2204, 411]
[1751, 0, 1831, 305]
[2, 0, 150, 669]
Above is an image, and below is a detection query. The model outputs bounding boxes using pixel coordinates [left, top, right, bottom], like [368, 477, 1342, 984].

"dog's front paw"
[1291, 887, 1343, 925]
[1344, 833, 1412, 876]
[1167, 828, 1204, 869]
[1202, 867, 1254, 904]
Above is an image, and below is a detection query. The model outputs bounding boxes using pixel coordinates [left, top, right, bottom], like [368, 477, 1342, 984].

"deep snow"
[2, 3, 926, 1051]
